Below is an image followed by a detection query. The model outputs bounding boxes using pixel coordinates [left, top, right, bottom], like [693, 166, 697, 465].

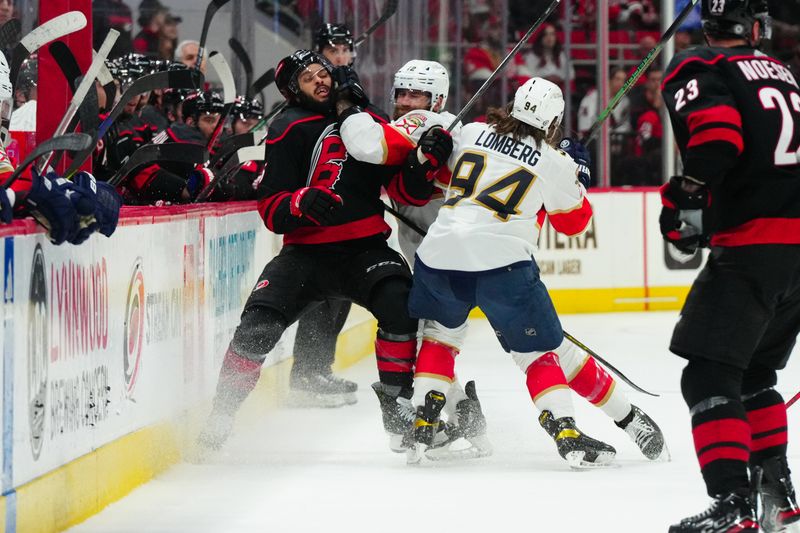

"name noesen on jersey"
[473, 129, 542, 166]
[736, 58, 799, 88]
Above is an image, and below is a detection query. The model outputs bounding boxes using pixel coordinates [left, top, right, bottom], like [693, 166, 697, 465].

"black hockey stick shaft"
[2, 133, 93, 189]
[109, 142, 209, 187]
[250, 68, 275, 95]
[447, 0, 561, 132]
[562, 331, 659, 396]
[196, 0, 232, 70]
[205, 51, 237, 155]
[353, 0, 399, 47]
[582, 0, 700, 144]
[229, 38, 254, 99]
[194, 144, 265, 202]
[210, 132, 256, 167]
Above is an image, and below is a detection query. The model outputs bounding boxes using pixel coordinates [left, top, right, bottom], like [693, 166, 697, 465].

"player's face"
[297, 63, 331, 103]
[197, 113, 221, 140]
[234, 117, 259, 135]
[322, 43, 353, 67]
[393, 89, 432, 120]
[180, 42, 206, 75]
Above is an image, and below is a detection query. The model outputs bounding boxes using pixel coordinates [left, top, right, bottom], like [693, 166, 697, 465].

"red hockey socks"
[412, 339, 458, 408]
[213, 346, 263, 414]
[375, 334, 416, 391]
[744, 389, 788, 466]
[522, 351, 573, 419]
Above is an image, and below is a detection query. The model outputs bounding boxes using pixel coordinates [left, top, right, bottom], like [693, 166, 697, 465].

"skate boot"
[426, 381, 493, 461]
[406, 390, 447, 465]
[371, 382, 415, 452]
[286, 373, 358, 408]
[669, 490, 758, 532]
[756, 457, 800, 532]
[615, 404, 669, 461]
[191, 408, 235, 462]
[539, 410, 616, 469]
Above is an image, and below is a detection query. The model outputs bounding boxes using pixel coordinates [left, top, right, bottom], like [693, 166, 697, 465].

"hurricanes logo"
[396, 113, 427, 136]
[123, 258, 145, 398]
[309, 128, 347, 189]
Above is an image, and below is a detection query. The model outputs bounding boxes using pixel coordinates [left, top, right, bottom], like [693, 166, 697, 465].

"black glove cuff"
[337, 105, 363, 126]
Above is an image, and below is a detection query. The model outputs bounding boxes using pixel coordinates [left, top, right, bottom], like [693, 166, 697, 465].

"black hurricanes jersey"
[662, 45, 800, 246]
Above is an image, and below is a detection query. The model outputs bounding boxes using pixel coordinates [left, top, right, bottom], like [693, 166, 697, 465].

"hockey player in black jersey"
[662, 1, 800, 532]
[196, 49, 450, 451]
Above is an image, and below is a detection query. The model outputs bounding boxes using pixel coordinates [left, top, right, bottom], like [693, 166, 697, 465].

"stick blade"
[208, 51, 237, 103]
[251, 68, 275, 95]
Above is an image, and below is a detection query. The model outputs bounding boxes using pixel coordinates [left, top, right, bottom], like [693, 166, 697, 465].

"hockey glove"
[73, 172, 122, 238]
[659, 175, 712, 255]
[331, 66, 370, 109]
[186, 166, 214, 199]
[559, 137, 592, 189]
[56, 172, 100, 245]
[0, 188, 14, 224]
[25, 170, 79, 245]
[290, 186, 343, 226]
[417, 126, 453, 170]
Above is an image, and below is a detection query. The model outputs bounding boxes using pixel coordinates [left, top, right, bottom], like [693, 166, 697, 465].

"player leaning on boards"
[661, 1, 800, 532]
[339, 63, 666, 467]
[195, 49, 447, 454]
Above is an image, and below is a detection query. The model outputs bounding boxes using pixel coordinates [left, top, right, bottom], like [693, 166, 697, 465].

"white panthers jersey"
[416, 122, 593, 272]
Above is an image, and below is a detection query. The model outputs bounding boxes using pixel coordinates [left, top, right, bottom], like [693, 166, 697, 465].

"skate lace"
[626, 413, 655, 448]
[397, 397, 416, 424]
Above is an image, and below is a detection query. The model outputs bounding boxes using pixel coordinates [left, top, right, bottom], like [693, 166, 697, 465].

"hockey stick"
[353, 0, 399, 47]
[229, 38, 254, 99]
[205, 51, 237, 153]
[109, 142, 209, 187]
[788, 390, 800, 409]
[10, 11, 87, 90]
[64, 68, 204, 177]
[196, 0, 232, 71]
[446, 0, 561, 132]
[37, 29, 119, 174]
[583, 0, 700, 143]
[0, 19, 21, 49]
[194, 144, 265, 202]
[209, 131, 257, 167]
[250, 0, 400, 137]
[49, 41, 100, 135]
[250, 68, 275, 96]
[1, 133, 93, 189]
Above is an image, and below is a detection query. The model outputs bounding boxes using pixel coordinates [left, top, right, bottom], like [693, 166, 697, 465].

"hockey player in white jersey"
[405, 77, 653, 468]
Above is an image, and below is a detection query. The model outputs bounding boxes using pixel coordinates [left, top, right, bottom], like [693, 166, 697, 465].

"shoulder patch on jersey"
[395, 113, 428, 136]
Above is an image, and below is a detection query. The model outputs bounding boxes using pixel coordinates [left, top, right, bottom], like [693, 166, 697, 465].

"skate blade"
[650, 443, 672, 463]
[565, 450, 616, 470]
[388, 433, 407, 454]
[284, 390, 354, 408]
[406, 443, 429, 465]
[425, 436, 493, 461]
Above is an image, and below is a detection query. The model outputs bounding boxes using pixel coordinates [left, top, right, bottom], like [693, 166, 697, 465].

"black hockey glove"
[331, 66, 370, 109]
[559, 137, 592, 189]
[659, 175, 712, 255]
[290, 186, 343, 226]
[417, 126, 453, 171]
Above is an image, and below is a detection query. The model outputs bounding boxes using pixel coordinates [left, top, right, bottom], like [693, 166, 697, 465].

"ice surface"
[67, 311, 800, 532]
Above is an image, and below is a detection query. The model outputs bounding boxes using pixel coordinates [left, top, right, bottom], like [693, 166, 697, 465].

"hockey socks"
[744, 389, 788, 467]
[515, 351, 574, 419]
[213, 346, 263, 415]
[412, 339, 457, 408]
[375, 333, 416, 392]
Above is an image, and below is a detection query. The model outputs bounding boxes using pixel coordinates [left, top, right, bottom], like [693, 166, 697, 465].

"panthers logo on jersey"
[395, 113, 428, 136]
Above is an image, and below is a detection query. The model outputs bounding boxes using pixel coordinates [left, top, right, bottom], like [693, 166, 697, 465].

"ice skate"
[406, 390, 446, 465]
[669, 490, 758, 532]
[425, 381, 493, 461]
[285, 373, 358, 408]
[371, 382, 415, 452]
[189, 409, 235, 463]
[539, 410, 616, 469]
[615, 404, 669, 461]
[756, 457, 800, 533]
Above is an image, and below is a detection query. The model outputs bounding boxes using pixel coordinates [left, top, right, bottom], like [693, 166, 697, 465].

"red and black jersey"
[662, 45, 800, 246]
[257, 104, 433, 245]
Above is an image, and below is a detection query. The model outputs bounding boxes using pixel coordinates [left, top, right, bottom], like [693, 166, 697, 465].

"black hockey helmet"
[314, 23, 354, 52]
[182, 90, 224, 120]
[17, 59, 37, 97]
[231, 97, 264, 121]
[274, 49, 333, 101]
[702, 0, 771, 43]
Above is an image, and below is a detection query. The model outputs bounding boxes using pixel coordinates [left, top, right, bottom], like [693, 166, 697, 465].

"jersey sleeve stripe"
[547, 197, 593, 237]
[381, 124, 416, 166]
[687, 128, 744, 155]
[661, 54, 725, 89]
[265, 115, 325, 145]
[687, 105, 742, 132]
[258, 191, 291, 231]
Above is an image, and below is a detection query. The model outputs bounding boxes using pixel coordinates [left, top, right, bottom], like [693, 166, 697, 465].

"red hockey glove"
[659, 175, 712, 255]
[290, 186, 343, 226]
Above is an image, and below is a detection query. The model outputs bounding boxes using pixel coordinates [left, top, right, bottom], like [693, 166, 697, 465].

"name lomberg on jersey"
[736, 58, 799, 89]
[473, 129, 542, 167]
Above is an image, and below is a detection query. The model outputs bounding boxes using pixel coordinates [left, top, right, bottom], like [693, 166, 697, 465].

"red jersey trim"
[711, 218, 800, 246]
[661, 54, 725, 88]
[283, 214, 390, 245]
[687, 105, 742, 132]
[131, 163, 159, 190]
[688, 127, 744, 154]
[365, 109, 388, 124]
[547, 197, 593, 237]
[382, 124, 416, 166]
[257, 192, 291, 231]
[265, 115, 325, 145]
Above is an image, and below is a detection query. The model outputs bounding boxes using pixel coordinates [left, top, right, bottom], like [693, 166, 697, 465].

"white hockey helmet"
[0, 53, 12, 146]
[392, 60, 449, 111]
[510, 77, 564, 131]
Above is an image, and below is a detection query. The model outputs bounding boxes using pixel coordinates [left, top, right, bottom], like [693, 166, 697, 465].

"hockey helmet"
[232, 96, 264, 121]
[182, 90, 224, 120]
[702, 0, 771, 42]
[274, 49, 333, 101]
[510, 77, 564, 131]
[314, 23, 354, 52]
[392, 60, 450, 112]
[15, 58, 36, 97]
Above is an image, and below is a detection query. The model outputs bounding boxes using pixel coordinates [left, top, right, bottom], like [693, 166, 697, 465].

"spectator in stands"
[578, 66, 631, 137]
[674, 29, 694, 52]
[618, 1, 659, 31]
[175, 40, 206, 75]
[769, 0, 800, 62]
[133, 0, 166, 57]
[93, 0, 134, 59]
[789, 42, 800, 78]
[524, 24, 573, 91]
[0, 0, 12, 25]
[158, 12, 180, 61]
[615, 74, 663, 186]
[627, 66, 662, 130]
